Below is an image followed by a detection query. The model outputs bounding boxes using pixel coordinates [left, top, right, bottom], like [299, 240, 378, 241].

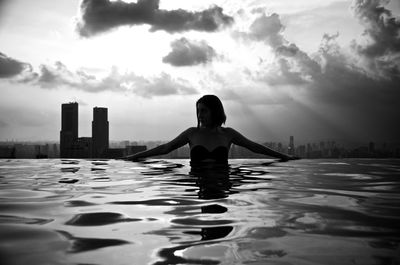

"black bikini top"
[190, 145, 229, 163]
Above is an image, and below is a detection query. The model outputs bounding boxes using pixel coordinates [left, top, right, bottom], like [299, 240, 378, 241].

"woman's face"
[197, 103, 213, 128]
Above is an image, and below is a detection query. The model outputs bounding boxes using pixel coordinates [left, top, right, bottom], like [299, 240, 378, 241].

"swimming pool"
[0, 158, 399, 264]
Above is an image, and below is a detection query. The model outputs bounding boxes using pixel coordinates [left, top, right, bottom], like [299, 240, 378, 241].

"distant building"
[92, 107, 109, 158]
[126, 145, 147, 155]
[46, 143, 59, 158]
[296, 145, 306, 158]
[369, 142, 375, 154]
[60, 102, 78, 158]
[58, 103, 111, 159]
[277, 142, 283, 153]
[288, 136, 294, 156]
[0, 146, 15, 158]
[14, 144, 36, 158]
[106, 148, 125, 159]
[229, 144, 265, 159]
[36, 144, 48, 158]
[70, 137, 92, 158]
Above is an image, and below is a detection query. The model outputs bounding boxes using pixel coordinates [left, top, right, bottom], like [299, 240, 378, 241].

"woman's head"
[196, 95, 226, 128]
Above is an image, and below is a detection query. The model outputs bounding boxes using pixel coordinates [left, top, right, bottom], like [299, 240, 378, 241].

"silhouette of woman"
[124, 95, 297, 163]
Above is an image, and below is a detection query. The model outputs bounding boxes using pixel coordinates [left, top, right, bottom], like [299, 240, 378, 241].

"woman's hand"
[121, 154, 145, 162]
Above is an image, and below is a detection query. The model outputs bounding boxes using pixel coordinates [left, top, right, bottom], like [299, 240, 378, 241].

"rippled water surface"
[1, 158, 400, 265]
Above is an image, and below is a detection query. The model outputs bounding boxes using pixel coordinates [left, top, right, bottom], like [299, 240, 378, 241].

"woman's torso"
[188, 127, 233, 163]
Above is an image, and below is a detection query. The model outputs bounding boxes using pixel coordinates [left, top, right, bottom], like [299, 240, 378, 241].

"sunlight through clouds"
[0, 0, 399, 142]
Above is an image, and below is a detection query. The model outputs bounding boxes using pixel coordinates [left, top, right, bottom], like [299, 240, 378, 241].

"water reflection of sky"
[0, 158, 399, 265]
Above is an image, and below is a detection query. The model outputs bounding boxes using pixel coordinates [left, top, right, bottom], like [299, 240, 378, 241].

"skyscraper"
[288, 136, 295, 156]
[60, 102, 78, 158]
[92, 107, 109, 158]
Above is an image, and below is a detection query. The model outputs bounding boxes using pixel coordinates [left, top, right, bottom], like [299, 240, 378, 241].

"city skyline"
[60, 102, 110, 158]
[1, 0, 399, 143]
[60, 102, 78, 158]
[92, 107, 109, 158]
[1, 102, 399, 159]
[2, 136, 399, 159]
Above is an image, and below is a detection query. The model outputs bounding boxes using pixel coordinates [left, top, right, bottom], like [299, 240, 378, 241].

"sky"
[0, 0, 399, 144]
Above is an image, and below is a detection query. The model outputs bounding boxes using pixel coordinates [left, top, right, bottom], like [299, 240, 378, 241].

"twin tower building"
[60, 102, 109, 158]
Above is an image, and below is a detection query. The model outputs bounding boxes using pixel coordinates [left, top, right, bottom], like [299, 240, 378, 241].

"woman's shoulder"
[183, 127, 198, 135]
[219, 127, 240, 139]
[220, 127, 237, 134]
[183, 126, 239, 136]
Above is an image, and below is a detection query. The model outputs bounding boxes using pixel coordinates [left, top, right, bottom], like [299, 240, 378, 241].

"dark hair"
[196, 95, 226, 127]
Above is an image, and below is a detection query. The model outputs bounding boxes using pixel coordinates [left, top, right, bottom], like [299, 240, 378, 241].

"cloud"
[238, 5, 400, 141]
[162, 38, 216, 66]
[309, 33, 399, 106]
[75, 0, 234, 37]
[0, 52, 32, 78]
[0, 53, 198, 97]
[34, 62, 125, 92]
[249, 13, 285, 48]
[233, 13, 285, 48]
[276, 1, 400, 108]
[72, 98, 89, 106]
[351, 0, 400, 79]
[130, 72, 198, 98]
[261, 57, 310, 86]
[352, 0, 400, 57]
[244, 8, 398, 95]
[234, 12, 321, 86]
[12, 61, 197, 98]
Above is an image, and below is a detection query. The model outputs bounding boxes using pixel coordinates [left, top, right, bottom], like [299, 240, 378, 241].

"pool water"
[0, 158, 399, 265]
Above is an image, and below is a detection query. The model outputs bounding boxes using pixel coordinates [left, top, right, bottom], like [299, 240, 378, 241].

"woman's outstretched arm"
[123, 128, 193, 161]
[228, 128, 297, 161]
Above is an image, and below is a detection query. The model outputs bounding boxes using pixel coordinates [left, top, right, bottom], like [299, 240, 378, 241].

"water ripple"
[57, 230, 131, 253]
[1, 158, 399, 265]
[65, 212, 141, 226]
[0, 214, 53, 225]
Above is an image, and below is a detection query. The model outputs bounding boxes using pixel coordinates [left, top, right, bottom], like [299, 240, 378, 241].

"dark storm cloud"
[310, 34, 400, 106]
[247, 9, 398, 95]
[352, 0, 400, 57]
[162, 38, 216, 66]
[351, 0, 400, 78]
[275, 43, 321, 83]
[309, 38, 400, 140]
[75, 0, 234, 37]
[261, 28, 399, 111]
[0, 52, 32, 78]
[245, 5, 400, 141]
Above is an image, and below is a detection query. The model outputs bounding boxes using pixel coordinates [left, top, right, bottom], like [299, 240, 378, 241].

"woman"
[124, 95, 297, 163]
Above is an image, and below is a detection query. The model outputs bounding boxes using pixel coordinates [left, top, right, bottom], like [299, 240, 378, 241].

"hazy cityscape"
[0, 102, 399, 159]
[1, 139, 400, 159]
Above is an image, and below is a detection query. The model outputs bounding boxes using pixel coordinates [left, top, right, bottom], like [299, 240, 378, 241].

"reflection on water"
[58, 230, 130, 253]
[0, 158, 400, 265]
